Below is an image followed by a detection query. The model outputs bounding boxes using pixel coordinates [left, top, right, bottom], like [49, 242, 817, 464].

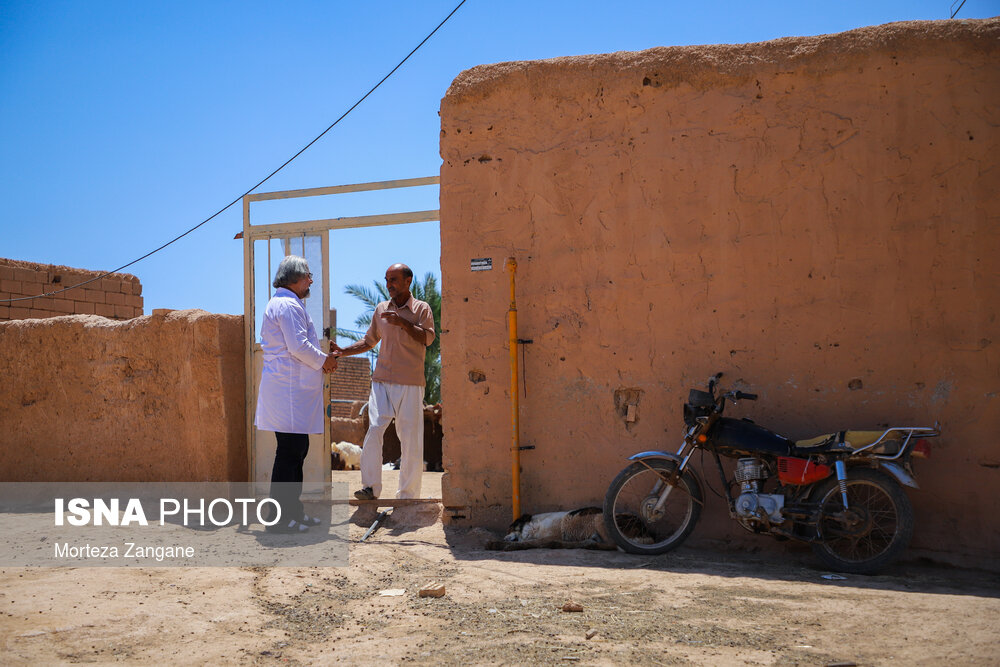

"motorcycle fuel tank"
[708, 417, 792, 457]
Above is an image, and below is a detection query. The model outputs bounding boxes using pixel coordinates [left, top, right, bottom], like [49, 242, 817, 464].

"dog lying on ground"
[485, 507, 653, 551]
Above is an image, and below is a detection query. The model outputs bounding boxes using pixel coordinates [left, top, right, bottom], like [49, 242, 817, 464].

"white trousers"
[361, 381, 425, 499]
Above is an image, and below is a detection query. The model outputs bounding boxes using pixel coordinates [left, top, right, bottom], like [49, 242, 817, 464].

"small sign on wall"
[471, 258, 493, 272]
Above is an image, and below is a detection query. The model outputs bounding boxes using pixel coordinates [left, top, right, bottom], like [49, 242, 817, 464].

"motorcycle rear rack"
[848, 426, 940, 461]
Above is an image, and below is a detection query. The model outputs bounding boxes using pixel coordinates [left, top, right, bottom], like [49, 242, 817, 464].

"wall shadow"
[439, 524, 1000, 601]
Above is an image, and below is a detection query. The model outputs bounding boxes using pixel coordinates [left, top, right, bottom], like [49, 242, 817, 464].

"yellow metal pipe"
[506, 257, 521, 521]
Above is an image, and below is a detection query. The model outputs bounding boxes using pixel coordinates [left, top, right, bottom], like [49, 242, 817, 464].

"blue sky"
[1, 0, 995, 334]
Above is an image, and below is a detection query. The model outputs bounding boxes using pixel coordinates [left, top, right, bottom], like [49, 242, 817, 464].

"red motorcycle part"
[911, 438, 932, 459]
[777, 457, 832, 485]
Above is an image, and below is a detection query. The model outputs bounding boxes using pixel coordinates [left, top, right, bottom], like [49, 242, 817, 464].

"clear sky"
[1, 1, 996, 335]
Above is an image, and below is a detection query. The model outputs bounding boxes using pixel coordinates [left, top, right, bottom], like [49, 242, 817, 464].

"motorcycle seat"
[796, 430, 903, 454]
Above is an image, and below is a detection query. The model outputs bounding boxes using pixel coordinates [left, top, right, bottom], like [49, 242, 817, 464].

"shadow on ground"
[420, 518, 1000, 601]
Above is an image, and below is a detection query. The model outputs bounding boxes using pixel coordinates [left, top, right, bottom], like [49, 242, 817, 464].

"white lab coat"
[254, 287, 327, 434]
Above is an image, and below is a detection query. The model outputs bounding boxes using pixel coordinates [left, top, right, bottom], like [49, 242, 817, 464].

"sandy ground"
[2, 471, 999, 666]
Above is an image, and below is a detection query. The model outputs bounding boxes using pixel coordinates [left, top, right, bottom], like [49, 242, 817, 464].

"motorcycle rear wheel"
[811, 467, 914, 575]
[603, 459, 702, 555]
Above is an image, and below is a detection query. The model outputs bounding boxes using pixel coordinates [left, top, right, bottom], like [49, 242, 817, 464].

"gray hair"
[273, 255, 311, 289]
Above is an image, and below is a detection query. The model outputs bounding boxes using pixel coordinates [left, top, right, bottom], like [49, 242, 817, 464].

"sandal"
[267, 519, 310, 534]
[301, 514, 322, 527]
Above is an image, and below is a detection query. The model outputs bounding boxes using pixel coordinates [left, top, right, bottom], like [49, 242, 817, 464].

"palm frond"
[334, 328, 363, 343]
[344, 282, 387, 310]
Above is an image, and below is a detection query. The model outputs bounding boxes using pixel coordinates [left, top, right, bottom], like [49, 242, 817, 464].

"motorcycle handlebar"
[734, 391, 758, 401]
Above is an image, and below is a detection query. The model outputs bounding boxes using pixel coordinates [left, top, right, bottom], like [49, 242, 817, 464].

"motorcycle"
[602, 373, 939, 574]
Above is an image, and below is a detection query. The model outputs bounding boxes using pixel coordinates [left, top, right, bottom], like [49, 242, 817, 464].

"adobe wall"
[438, 19, 1000, 568]
[0, 258, 143, 321]
[0, 310, 246, 482]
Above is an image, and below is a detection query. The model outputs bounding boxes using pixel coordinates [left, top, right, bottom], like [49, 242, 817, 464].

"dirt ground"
[2, 472, 999, 666]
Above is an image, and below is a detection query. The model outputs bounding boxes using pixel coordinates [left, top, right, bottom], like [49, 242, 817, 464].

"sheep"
[331, 441, 362, 470]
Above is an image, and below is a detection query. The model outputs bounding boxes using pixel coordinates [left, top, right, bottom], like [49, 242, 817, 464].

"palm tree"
[336, 272, 442, 404]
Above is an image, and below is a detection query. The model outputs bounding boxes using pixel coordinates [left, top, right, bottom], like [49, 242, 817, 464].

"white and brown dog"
[486, 507, 652, 551]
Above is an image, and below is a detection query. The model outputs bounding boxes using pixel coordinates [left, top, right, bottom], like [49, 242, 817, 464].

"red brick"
[0, 266, 14, 281]
[0, 305, 9, 320]
[50, 298, 75, 313]
[13, 267, 39, 283]
[21, 282, 43, 297]
[131, 282, 143, 296]
[9, 307, 30, 319]
[73, 301, 96, 315]
[113, 304, 133, 319]
[95, 303, 115, 317]
[29, 309, 54, 318]
[105, 292, 124, 306]
[58, 285, 83, 300]
[125, 294, 143, 308]
[1, 279, 22, 294]
[83, 289, 106, 304]
[101, 279, 118, 292]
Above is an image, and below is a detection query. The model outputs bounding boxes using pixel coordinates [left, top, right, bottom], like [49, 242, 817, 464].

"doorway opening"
[241, 176, 441, 496]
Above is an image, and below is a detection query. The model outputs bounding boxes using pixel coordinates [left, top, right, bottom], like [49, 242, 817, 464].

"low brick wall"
[329, 356, 372, 418]
[0, 310, 245, 482]
[0, 258, 142, 321]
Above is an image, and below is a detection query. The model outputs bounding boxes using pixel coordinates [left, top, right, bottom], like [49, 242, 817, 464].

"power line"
[2, 0, 467, 304]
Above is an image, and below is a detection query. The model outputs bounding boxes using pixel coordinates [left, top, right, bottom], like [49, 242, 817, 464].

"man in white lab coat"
[254, 255, 338, 533]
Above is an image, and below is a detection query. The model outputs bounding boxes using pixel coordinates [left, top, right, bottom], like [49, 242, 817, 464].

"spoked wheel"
[603, 459, 702, 555]
[811, 467, 914, 574]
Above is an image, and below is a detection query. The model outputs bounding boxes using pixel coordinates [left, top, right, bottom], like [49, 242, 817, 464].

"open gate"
[241, 176, 440, 494]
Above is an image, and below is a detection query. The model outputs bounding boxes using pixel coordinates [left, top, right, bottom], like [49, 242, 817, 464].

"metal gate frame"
[241, 176, 440, 484]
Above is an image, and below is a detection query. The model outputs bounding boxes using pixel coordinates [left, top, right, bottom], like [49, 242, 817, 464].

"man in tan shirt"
[332, 263, 436, 499]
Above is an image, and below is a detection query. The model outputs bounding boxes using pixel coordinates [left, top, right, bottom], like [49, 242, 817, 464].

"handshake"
[322, 342, 345, 373]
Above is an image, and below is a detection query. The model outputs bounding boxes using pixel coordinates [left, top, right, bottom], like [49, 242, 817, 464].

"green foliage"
[336, 272, 442, 404]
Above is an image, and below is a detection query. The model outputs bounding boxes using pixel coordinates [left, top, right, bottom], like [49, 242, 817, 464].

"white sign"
[471, 258, 493, 272]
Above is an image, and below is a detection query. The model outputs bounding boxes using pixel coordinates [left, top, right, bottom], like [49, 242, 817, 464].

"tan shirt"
[364, 295, 436, 387]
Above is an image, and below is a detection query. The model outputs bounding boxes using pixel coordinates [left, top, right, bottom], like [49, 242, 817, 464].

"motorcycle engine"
[734, 458, 785, 524]
[735, 492, 785, 524]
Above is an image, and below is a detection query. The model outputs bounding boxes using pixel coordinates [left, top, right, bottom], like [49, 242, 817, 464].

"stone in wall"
[0, 309, 245, 482]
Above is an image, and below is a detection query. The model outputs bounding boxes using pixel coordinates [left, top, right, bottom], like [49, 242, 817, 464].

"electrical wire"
[1, 0, 467, 304]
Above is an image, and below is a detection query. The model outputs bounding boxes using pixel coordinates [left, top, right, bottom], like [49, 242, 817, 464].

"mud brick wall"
[438, 19, 1000, 568]
[329, 356, 372, 418]
[0, 258, 142, 321]
[0, 310, 246, 482]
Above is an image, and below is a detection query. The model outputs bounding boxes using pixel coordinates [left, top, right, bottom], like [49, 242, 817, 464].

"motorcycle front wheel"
[603, 459, 702, 555]
[811, 467, 915, 575]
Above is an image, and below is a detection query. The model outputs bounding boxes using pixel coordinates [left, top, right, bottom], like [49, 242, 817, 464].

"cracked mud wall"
[438, 19, 999, 567]
[0, 310, 246, 482]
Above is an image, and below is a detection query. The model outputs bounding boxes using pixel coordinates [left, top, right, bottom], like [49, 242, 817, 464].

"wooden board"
[331, 498, 443, 507]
